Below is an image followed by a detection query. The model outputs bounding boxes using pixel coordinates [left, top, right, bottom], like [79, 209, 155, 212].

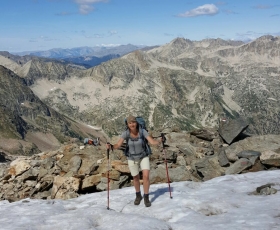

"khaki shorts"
[128, 157, 150, 177]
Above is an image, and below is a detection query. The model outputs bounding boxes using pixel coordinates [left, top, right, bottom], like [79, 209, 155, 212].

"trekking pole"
[106, 142, 110, 210]
[161, 133, 173, 199]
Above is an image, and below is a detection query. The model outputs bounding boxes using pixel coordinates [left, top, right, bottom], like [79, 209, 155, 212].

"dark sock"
[136, 192, 141, 195]
[144, 193, 149, 197]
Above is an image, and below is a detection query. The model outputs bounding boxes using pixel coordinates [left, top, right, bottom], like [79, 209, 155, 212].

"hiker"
[84, 137, 100, 146]
[106, 115, 161, 207]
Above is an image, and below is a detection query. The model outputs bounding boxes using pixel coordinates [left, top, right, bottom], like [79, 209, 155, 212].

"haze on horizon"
[1, 0, 280, 52]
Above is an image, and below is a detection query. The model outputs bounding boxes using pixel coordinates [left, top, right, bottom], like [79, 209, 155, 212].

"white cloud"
[253, 4, 273, 9]
[178, 4, 219, 17]
[109, 30, 118, 36]
[74, 0, 108, 14]
[79, 4, 94, 14]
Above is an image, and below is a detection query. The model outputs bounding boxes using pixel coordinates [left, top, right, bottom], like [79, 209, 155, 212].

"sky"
[0, 0, 280, 52]
[1, 170, 280, 229]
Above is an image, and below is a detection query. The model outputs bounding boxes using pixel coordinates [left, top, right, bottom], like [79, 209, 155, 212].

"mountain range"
[12, 44, 149, 68]
[0, 35, 279, 154]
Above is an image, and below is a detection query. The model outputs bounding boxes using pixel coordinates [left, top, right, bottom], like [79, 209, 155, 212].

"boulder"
[81, 174, 102, 190]
[260, 150, 280, 167]
[237, 150, 261, 158]
[8, 158, 31, 177]
[190, 129, 219, 141]
[224, 135, 280, 162]
[51, 175, 80, 199]
[195, 155, 225, 180]
[176, 155, 186, 166]
[165, 132, 190, 148]
[111, 160, 130, 173]
[225, 158, 252, 175]
[67, 155, 82, 174]
[150, 166, 191, 184]
[218, 149, 230, 167]
[96, 175, 130, 191]
[101, 170, 121, 181]
[218, 117, 249, 144]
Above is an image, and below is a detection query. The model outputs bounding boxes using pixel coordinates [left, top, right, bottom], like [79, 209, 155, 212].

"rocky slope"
[1, 120, 280, 202]
[0, 65, 107, 155]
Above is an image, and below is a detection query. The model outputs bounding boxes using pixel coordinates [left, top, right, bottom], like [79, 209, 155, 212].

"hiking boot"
[144, 194, 151, 207]
[134, 192, 143, 205]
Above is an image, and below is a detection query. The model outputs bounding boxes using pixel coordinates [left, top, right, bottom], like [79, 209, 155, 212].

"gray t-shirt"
[121, 129, 149, 160]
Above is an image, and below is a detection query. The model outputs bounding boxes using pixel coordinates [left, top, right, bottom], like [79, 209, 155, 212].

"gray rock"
[169, 166, 192, 182]
[150, 166, 191, 184]
[41, 157, 55, 170]
[177, 143, 196, 156]
[176, 155, 186, 166]
[237, 150, 261, 158]
[259, 187, 277, 195]
[165, 132, 190, 148]
[256, 183, 274, 193]
[190, 129, 218, 141]
[195, 155, 225, 181]
[224, 135, 280, 162]
[21, 168, 39, 182]
[218, 117, 249, 144]
[68, 156, 82, 174]
[160, 149, 177, 161]
[225, 158, 252, 175]
[260, 150, 280, 167]
[218, 149, 230, 167]
[211, 138, 223, 154]
[82, 174, 102, 190]
[248, 156, 259, 165]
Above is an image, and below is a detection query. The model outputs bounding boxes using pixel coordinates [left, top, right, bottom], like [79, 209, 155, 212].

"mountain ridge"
[0, 35, 279, 142]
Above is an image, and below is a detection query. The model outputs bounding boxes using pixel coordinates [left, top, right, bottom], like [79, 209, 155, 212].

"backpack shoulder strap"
[124, 129, 130, 142]
[139, 128, 144, 138]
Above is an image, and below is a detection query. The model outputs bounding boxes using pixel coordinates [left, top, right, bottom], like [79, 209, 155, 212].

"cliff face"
[0, 65, 106, 155]
[0, 35, 279, 137]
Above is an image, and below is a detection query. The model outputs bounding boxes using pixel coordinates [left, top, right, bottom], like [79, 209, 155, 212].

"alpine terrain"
[0, 35, 279, 139]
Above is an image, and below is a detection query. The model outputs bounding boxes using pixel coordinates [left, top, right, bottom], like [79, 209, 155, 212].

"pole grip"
[106, 142, 110, 159]
[161, 133, 166, 148]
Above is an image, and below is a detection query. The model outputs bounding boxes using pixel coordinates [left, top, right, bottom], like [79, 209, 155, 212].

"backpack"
[123, 116, 152, 158]
[84, 137, 100, 146]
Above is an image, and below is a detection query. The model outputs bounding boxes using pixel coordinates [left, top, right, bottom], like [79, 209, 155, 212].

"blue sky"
[1, 0, 280, 52]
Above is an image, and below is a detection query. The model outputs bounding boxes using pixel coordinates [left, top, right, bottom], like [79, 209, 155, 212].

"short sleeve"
[120, 131, 128, 139]
[142, 129, 149, 139]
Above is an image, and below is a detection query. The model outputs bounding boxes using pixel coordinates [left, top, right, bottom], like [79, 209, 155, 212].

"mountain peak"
[254, 35, 279, 43]
[170, 37, 193, 46]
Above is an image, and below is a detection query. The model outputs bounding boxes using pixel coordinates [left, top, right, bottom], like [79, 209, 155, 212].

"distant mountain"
[12, 44, 147, 68]
[62, 54, 120, 68]
[13, 44, 146, 58]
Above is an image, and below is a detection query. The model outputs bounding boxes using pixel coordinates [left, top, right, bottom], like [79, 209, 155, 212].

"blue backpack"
[123, 116, 152, 158]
